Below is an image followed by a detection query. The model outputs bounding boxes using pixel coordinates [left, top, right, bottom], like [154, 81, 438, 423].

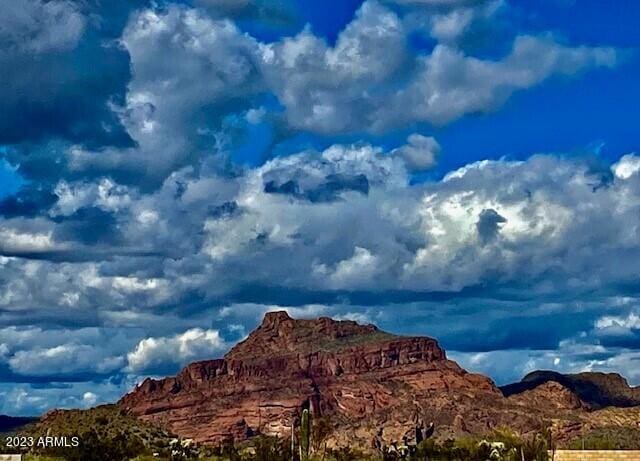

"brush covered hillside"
[0, 405, 175, 460]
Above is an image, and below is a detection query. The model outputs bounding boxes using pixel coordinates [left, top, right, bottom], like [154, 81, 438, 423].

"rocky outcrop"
[508, 381, 585, 411]
[119, 311, 501, 444]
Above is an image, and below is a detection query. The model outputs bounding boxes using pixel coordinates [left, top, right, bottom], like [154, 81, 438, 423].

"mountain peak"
[225, 311, 395, 361]
[261, 310, 292, 326]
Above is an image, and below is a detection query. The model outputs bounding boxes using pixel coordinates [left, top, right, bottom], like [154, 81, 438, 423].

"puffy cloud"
[0, 226, 57, 253]
[596, 312, 640, 331]
[9, 344, 124, 378]
[612, 154, 640, 180]
[395, 0, 503, 44]
[313, 247, 385, 290]
[428, 6, 478, 42]
[0, 343, 9, 361]
[82, 392, 98, 406]
[68, 5, 263, 185]
[126, 328, 228, 373]
[260, 2, 616, 134]
[259, 1, 408, 134]
[0, 326, 135, 380]
[6, 149, 640, 312]
[50, 178, 135, 217]
[392, 134, 440, 171]
[3, 0, 618, 187]
[0, 380, 133, 416]
[593, 309, 640, 349]
[386, 35, 616, 127]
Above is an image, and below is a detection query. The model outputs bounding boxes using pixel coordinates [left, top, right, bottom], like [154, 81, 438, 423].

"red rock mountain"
[118, 312, 640, 447]
[119, 312, 503, 444]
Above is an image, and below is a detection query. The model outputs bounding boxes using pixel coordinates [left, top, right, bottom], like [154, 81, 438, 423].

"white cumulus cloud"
[127, 328, 228, 373]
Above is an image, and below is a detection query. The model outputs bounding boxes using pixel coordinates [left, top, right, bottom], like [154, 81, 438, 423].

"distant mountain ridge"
[0, 415, 37, 433]
[501, 370, 640, 408]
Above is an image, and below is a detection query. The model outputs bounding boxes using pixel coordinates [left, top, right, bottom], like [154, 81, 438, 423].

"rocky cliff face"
[119, 311, 501, 444]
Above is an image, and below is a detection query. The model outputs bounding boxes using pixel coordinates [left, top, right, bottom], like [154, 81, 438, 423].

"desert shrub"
[203, 441, 241, 461]
[43, 428, 147, 461]
[253, 435, 293, 461]
[521, 432, 550, 461]
[326, 447, 372, 461]
[311, 417, 333, 453]
[204, 436, 293, 461]
[567, 433, 616, 450]
[18, 405, 172, 460]
[410, 429, 549, 461]
[564, 426, 640, 450]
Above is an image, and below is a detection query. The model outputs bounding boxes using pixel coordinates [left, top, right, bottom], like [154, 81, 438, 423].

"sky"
[0, 0, 639, 416]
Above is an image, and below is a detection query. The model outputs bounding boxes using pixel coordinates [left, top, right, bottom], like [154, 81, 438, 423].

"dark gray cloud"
[0, 0, 143, 149]
[476, 208, 506, 245]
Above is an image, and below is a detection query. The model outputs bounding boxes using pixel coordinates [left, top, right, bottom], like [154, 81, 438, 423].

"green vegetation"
[299, 409, 310, 461]
[408, 428, 549, 461]
[3, 428, 554, 461]
[14, 408, 640, 461]
[564, 426, 640, 450]
[1, 405, 173, 460]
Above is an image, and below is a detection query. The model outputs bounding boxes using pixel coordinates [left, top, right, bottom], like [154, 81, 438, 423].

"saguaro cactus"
[299, 408, 311, 461]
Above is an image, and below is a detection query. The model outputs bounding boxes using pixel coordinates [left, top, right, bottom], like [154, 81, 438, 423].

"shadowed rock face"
[119, 311, 500, 444]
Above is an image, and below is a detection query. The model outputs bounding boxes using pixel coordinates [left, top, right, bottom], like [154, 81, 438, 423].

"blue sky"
[0, 0, 639, 415]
